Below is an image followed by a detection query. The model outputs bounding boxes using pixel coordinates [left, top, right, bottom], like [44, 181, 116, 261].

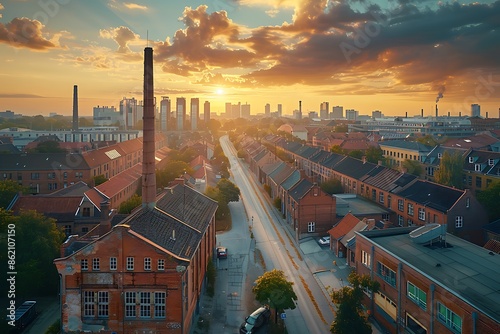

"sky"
[0, 0, 499, 118]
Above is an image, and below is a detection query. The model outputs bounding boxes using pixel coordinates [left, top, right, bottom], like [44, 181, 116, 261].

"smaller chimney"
[486, 112, 489, 119]
[459, 112, 462, 117]
[405, 112, 407, 118]
[73, 85, 78, 131]
[448, 112, 450, 117]
[421, 108, 423, 117]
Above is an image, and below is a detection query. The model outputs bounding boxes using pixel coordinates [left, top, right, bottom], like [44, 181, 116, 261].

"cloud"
[100, 26, 140, 53]
[123, 2, 148, 11]
[0, 93, 46, 98]
[0, 17, 57, 50]
[265, 8, 279, 17]
[0, 3, 4, 19]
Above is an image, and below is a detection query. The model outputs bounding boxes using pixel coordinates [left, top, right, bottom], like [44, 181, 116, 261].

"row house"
[294, 145, 320, 178]
[279, 170, 301, 215]
[267, 162, 295, 199]
[54, 184, 218, 334]
[317, 153, 345, 183]
[355, 227, 500, 334]
[285, 179, 336, 239]
[308, 150, 332, 183]
[463, 149, 500, 194]
[379, 140, 433, 168]
[330, 157, 379, 194]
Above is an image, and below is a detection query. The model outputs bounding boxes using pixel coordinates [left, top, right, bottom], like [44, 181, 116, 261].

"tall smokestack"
[142, 47, 156, 209]
[459, 112, 462, 117]
[486, 112, 489, 119]
[421, 108, 423, 117]
[435, 104, 438, 118]
[72, 85, 78, 131]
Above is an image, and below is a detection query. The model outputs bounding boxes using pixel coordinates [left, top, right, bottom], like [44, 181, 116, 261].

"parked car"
[318, 236, 330, 246]
[240, 306, 271, 333]
[217, 246, 227, 259]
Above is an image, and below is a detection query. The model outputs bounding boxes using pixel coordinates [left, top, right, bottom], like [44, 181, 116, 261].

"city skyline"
[0, 0, 499, 117]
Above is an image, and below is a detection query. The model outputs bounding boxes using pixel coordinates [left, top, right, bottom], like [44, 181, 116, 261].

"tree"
[0, 180, 26, 209]
[365, 147, 384, 164]
[416, 135, 438, 146]
[402, 159, 423, 176]
[93, 174, 108, 187]
[217, 179, 240, 204]
[321, 178, 343, 195]
[331, 145, 344, 154]
[252, 269, 298, 323]
[434, 151, 464, 189]
[330, 272, 380, 334]
[0, 209, 66, 297]
[348, 150, 364, 159]
[118, 194, 142, 214]
[477, 181, 500, 221]
[155, 161, 193, 189]
[28, 140, 66, 153]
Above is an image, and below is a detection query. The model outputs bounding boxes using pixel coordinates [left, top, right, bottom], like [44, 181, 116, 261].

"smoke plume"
[436, 86, 445, 103]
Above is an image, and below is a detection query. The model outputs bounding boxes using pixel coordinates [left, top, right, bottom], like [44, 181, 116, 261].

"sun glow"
[216, 88, 225, 95]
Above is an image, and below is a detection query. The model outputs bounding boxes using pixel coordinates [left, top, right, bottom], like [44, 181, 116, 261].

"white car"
[318, 236, 330, 246]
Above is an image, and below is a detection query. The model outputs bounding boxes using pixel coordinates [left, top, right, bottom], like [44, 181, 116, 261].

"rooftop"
[334, 194, 390, 217]
[358, 228, 500, 323]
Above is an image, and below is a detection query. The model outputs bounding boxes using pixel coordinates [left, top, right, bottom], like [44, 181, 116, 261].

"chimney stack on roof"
[142, 47, 156, 209]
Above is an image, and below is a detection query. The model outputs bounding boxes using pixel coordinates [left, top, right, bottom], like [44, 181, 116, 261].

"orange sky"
[0, 0, 499, 118]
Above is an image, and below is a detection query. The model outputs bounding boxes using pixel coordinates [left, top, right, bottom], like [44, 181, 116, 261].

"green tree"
[0, 209, 66, 297]
[93, 174, 108, 187]
[0, 180, 26, 209]
[321, 178, 343, 195]
[156, 161, 193, 189]
[365, 147, 384, 164]
[330, 272, 380, 334]
[331, 145, 344, 154]
[348, 150, 364, 159]
[416, 135, 438, 146]
[252, 269, 298, 323]
[402, 159, 424, 176]
[434, 151, 464, 189]
[28, 141, 66, 153]
[118, 194, 142, 214]
[217, 179, 240, 204]
[205, 186, 227, 221]
[477, 181, 500, 221]
[334, 124, 348, 133]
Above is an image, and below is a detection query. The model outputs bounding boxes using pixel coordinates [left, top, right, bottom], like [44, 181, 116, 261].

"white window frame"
[361, 250, 371, 267]
[157, 259, 165, 271]
[92, 258, 100, 271]
[418, 208, 425, 221]
[475, 164, 481, 172]
[407, 282, 427, 310]
[83, 291, 95, 317]
[455, 216, 463, 228]
[408, 203, 414, 216]
[398, 199, 404, 211]
[307, 222, 315, 232]
[398, 215, 404, 226]
[81, 259, 88, 271]
[154, 292, 166, 318]
[144, 257, 151, 271]
[125, 292, 136, 318]
[110, 257, 117, 271]
[127, 257, 134, 271]
[97, 291, 109, 318]
[140, 292, 151, 318]
[437, 302, 462, 333]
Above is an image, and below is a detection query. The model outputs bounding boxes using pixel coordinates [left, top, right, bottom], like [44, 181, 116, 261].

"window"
[387, 195, 391, 209]
[377, 262, 396, 287]
[144, 257, 151, 271]
[468, 156, 474, 163]
[31, 173, 39, 180]
[437, 302, 462, 333]
[476, 176, 482, 188]
[371, 189, 376, 201]
[92, 258, 100, 271]
[140, 292, 151, 318]
[474, 164, 481, 172]
[81, 259, 88, 271]
[465, 198, 470, 208]
[48, 172, 56, 179]
[154, 292, 166, 318]
[455, 216, 463, 228]
[379, 192, 384, 204]
[407, 282, 427, 310]
[64, 225, 71, 235]
[361, 250, 371, 267]
[125, 292, 136, 318]
[438, 153, 442, 159]
[82, 227, 89, 233]
[76, 172, 83, 178]
[307, 222, 315, 232]
[398, 199, 404, 211]
[398, 215, 404, 227]
[158, 259, 165, 271]
[418, 208, 425, 221]
[127, 257, 134, 270]
[110, 257, 117, 271]
[407, 203, 414, 216]
[63, 172, 68, 179]
[407, 219, 413, 226]
[82, 207, 91, 217]
[488, 159, 495, 166]
[83, 291, 95, 317]
[98, 291, 109, 317]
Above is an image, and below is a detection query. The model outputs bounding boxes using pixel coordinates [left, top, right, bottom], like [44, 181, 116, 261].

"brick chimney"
[142, 47, 156, 209]
[72, 85, 78, 131]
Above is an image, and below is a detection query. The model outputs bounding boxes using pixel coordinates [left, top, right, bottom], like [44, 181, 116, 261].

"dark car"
[216, 246, 227, 259]
[240, 306, 271, 333]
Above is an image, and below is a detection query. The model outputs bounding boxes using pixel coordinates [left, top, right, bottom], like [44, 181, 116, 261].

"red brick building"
[355, 227, 500, 334]
[54, 184, 218, 333]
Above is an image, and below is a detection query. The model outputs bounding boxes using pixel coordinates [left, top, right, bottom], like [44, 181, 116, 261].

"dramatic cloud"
[100, 26, 140, 53]
[0, 17, 57, 50]
[0, 93, 45, 98]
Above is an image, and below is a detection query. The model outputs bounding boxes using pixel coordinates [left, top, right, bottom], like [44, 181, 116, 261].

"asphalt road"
[219, 135, 334, 333]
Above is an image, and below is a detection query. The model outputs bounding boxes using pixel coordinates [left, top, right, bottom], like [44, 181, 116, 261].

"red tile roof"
[11, 196, 81, 215]
[328, 212, 361, 240]
[484, 239, 500, 254]
[95, 163, 142, 198]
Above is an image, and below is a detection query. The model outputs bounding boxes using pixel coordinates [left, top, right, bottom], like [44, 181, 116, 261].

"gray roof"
[396, 180, 463, 212]
[268, 163, 294, 185]
[320, 153, 345, 169]
[360, 166, 417, 192]
[333, 157, 377, 179]
[309, 150, 331, 164]
[334, 194, 390, 217]
[261, 161, 282, 175]
[379, 140, 433, 152]
[289, 179, 313, 201]
[281, 170, 301, 191]
[0, 153, 89, 170]
[358, 228, 500, 323]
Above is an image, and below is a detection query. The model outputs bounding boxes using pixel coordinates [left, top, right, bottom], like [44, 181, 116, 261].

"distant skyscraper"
[265, 103, 271, 116]
[320, 102, 329, 119]
[295, 101, 302, 120]
[345, 109, 358, 120]
[204, 101, 210, 126]
[191, 98, 199, 131]
[93, 105, 120, 126]
[232, 102, 241, 118]
[372, 110, 382, 119]
[176, 97, 186, 131]
[241, 103, 251, 118]
[277, 104, 282, 117]
[120, 97, 139, 129]
[160, 97, 171, 132]
[332, 106, 343, 119]
[225, 102, 232, 117]
[471, 104, 481, 117]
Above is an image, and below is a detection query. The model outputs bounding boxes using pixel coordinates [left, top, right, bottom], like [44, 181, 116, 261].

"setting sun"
[216, 88, 225, 96]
